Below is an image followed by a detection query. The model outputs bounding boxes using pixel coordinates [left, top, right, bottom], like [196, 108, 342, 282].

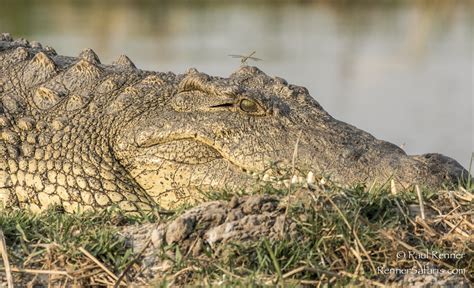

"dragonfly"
[228, 51, 263, 65]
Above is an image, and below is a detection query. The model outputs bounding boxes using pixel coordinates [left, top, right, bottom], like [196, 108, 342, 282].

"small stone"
[307, 171, 315, 184]
[229, 196, 239, 209]
[262, 174, 271, 181]
[165, 215, 196, 244]
[151, 228, 165, 248]
[192, 238, 204, 256]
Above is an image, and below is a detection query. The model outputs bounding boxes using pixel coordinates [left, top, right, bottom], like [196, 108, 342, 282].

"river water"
[1, 0, 472, 168]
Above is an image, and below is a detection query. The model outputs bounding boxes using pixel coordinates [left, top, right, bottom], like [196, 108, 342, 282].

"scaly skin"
[0, 33, 470, 212]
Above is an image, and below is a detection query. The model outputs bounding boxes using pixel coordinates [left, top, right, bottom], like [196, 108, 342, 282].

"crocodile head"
[1, 35, 468, 213]
[113, 66, 470, 208]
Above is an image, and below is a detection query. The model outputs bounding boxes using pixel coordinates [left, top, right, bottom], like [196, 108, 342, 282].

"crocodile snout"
[412, 153, 472, 186]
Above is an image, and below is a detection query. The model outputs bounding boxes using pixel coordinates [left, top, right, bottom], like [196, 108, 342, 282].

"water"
[1, 0, 472, 168]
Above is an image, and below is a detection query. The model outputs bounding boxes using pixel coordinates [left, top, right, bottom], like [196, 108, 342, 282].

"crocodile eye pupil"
[240, 99, 258, 113]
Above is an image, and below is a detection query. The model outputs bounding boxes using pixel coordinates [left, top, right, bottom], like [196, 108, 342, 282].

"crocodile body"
[0, 34, 470, 212]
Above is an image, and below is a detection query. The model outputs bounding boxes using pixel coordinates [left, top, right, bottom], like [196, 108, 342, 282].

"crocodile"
[0, 33, 470, 213]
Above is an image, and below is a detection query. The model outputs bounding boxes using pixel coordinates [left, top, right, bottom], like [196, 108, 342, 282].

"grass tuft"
[0, 179, 472, 287]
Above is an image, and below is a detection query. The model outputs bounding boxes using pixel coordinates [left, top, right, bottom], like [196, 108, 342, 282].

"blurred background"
[1, 0, 472, 168]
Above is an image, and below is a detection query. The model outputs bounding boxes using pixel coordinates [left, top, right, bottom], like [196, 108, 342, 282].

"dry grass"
[0, 179, 472, 287]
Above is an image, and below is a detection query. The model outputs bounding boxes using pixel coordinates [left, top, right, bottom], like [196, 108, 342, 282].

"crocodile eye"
[239, 99, 260, 113]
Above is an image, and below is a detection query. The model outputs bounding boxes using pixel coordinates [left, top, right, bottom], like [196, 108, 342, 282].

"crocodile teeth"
[307, 171, 315, 184]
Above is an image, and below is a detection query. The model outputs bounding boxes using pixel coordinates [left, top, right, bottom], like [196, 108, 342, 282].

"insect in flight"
[228, 51, 263, 65]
